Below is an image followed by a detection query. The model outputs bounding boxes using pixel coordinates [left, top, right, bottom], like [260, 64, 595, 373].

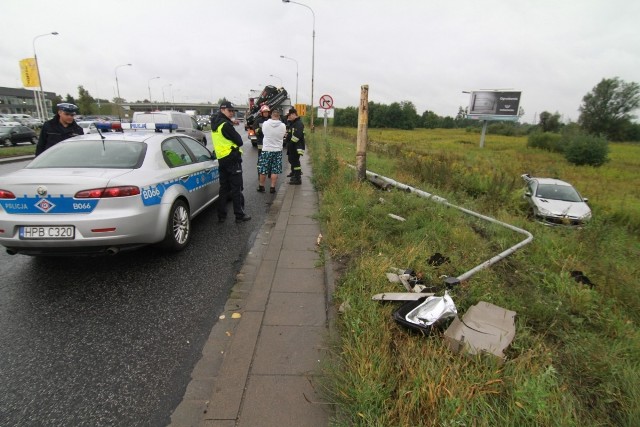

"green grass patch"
[310, 128, 640, 426]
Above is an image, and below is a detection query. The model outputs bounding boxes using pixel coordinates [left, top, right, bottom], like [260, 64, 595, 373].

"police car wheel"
[161, 199, 191, 251]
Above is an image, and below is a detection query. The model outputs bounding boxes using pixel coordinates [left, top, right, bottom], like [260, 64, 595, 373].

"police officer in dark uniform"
[285, 108, 305, 185]
[35, 103, 83, 156]
[210, 101, 251, 223]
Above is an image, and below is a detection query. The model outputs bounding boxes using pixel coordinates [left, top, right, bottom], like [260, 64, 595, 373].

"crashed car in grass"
[0, 122, 220, 256]
[521, 174, 591, 226]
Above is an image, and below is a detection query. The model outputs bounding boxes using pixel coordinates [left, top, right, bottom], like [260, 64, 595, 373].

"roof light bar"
[93, 122, 177, 131]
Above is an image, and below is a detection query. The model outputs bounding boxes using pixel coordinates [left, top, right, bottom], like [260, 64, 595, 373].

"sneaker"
[257, 185, 265, 193]
[270, 187, 276, 193]
[235, 214, 251, 223]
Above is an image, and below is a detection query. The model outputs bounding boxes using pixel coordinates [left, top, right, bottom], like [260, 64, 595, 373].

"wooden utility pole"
[356, 85, 369, 182]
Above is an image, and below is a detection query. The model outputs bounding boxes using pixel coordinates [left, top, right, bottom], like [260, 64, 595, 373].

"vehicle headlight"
[579, 211, 592, 220]
[536, 206, 553, 217]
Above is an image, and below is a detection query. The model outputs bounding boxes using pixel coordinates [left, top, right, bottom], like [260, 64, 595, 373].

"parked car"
[0, 125, 38, 146]
[132, 111, 207, 146]
[521, 174, 592, 226]
[9, 114, 43, 128]
[0, 122, 220, 256]
[0, 117, 22, 127]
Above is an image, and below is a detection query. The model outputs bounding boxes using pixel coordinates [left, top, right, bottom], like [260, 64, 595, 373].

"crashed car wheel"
[161, 199, 191, 251]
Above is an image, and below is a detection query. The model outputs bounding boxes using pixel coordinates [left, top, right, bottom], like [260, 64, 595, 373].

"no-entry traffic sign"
[319, 94, 334, 109]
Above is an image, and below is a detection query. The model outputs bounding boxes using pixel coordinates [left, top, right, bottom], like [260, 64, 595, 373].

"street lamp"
[32, 31, 59, 121]
[114, 63, 132, 120]
[162, 83, 172, 105]
[114, 63, 132, 102]
[269, 74, 283, 87]
[148, 76, 160, 109]
[282, 0, 315, 130]
[280, 55, 299, 105]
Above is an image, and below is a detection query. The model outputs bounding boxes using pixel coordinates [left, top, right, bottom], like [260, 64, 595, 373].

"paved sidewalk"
[170, 154, 334, 427]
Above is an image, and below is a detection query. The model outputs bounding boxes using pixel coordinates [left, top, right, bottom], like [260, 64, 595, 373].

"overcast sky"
[2, 0, 639, 123]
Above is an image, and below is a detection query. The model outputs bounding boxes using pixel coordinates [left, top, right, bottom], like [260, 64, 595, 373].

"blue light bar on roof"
[122, 123, 178, 131]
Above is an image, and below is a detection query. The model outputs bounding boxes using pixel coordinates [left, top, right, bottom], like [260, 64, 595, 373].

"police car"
[0, 122, 220, 256]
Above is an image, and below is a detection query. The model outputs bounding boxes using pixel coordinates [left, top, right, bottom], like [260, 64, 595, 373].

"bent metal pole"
[349, 166, 534, 285]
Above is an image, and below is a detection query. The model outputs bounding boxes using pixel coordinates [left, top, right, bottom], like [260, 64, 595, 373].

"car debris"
[393, 291, 457, 335]
[444, 301, 516, 359]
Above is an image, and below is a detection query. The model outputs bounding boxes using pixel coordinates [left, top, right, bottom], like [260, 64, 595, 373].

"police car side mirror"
[211, 152, 217, 160]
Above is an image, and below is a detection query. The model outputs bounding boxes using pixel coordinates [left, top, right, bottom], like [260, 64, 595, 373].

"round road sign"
[319, 94, 334, 109]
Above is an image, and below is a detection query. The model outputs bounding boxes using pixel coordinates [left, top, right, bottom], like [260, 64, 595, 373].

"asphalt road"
[0, 126, 276, 426]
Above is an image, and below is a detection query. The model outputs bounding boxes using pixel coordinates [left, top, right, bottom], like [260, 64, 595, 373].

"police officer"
[285, 108, 305, 185]
[211, 101, 251, 223]
[35, 103, 83, 156]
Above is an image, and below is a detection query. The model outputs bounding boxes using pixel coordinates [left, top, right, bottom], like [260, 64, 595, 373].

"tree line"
[333, 77, 640, 142]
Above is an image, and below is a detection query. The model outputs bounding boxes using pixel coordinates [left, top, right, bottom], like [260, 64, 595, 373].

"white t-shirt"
[261, 119, 287, 152]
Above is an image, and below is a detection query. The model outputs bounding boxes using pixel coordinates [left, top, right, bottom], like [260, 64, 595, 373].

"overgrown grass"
[311, 128, 640, 426]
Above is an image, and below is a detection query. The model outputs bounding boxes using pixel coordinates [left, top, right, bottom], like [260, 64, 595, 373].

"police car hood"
[534, 197, 590, 218]
[1, 168, 134, 196]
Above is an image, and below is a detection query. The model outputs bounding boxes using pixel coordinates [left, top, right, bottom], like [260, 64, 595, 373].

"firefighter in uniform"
[35, 103, 83, 156]
[253, 104, 271, 191]
[211, 101, 251, 223]
[285, 108, 305, 185]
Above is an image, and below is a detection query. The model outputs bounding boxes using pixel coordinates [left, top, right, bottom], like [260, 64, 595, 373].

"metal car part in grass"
[0, 123, 220, 256]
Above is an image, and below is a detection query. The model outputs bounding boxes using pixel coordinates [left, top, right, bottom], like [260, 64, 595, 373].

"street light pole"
[32, 31, 59, 121]
[282, 0, 315, 131]
[114, 63, 132, 120]
[280, 55, 299, 105]
[269, 74, 283, 87]
[148, 76, 160, 110]
[162, 84, 172, 106]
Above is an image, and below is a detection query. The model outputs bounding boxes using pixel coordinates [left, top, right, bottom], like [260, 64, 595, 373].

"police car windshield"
[28, 140, 146, 169]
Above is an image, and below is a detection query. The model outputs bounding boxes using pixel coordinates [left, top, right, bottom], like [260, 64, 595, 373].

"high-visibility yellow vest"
[211, 122, 242, 160]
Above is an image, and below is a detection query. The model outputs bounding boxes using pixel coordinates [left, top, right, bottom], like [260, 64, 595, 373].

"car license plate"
[19, 226, 75, 240]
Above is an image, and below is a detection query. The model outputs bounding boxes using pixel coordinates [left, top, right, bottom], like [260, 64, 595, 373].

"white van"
[132, 111, 207, 146]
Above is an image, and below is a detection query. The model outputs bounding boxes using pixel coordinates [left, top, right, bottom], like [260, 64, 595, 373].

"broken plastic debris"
[219, 314, 226, 320]
[317, 233, 323, 246]
[388, 213, 406, 222]
[231, 312, 241, 319]
[405, 291, 457, 327]
[226, 331, 232, 337]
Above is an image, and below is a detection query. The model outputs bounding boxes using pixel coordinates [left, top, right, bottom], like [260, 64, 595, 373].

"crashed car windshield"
[27, 140, 146, 169]
[535, 184, 583, 202]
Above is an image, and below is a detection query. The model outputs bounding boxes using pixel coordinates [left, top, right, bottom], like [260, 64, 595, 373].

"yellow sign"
[295, 103, 307, 117]
[19, 58, 40, 88]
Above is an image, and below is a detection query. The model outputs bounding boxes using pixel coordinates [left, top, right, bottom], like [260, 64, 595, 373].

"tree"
[64, 94, 76, 104]
[538, 111, 562, 132]
[578, 77, 640, 141]
[77, 86, 95, 115]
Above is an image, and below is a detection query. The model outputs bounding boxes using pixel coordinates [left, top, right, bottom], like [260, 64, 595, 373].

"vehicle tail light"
[75, 186, 140, 198]
[0, 189, 16, 199]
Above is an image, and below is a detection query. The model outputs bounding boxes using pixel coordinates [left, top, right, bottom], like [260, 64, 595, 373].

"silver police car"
[0, 123, 219, 256]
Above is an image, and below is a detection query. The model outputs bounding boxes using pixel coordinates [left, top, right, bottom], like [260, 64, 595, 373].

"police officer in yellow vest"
[211, 101, 251, 223]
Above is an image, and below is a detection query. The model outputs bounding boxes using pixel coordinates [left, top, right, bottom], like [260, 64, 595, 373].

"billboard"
[467, 90, 521, 119]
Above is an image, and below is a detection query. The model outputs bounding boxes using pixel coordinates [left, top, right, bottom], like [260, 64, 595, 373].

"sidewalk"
[170, 154, 335, 427]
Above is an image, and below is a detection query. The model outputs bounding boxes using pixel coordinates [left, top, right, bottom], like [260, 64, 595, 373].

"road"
[0, 126, 273, 426]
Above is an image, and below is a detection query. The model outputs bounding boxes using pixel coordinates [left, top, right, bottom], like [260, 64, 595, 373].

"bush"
[564, 133, 609, 166]
[527, 131, 563, 152]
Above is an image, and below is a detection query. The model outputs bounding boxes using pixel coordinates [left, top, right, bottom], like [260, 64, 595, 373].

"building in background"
[0, 87, 56, 118]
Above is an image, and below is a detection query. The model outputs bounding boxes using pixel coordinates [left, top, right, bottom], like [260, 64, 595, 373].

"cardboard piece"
[444, 301, 516, 359]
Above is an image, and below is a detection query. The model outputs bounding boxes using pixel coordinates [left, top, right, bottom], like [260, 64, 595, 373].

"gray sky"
[2, 0, 639, 123]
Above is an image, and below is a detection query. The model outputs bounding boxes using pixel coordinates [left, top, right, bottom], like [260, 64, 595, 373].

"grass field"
[309, 127, 640, 426]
